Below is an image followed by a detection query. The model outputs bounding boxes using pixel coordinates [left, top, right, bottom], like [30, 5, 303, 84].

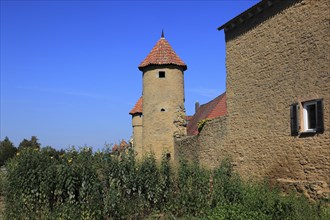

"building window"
[161, 108, 166, 112]
[290, 99, 324, 136]
[159, 71, 165, 78]
[303, 101, 317, 132]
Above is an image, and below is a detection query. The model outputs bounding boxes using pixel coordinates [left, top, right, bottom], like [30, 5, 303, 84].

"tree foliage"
[0, 137, 17, 166]
[18, 136, 41, 151]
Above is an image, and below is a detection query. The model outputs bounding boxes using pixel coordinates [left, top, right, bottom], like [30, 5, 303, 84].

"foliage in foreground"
[0, 137, 17, 167]
[2, 147, 329, 220]
[1, 136, 52, 167]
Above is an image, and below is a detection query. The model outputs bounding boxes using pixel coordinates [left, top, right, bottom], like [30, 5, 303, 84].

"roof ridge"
[200, 92, 226, 108]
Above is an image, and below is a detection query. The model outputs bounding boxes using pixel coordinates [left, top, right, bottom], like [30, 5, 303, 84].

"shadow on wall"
[224, 0, 302, 42]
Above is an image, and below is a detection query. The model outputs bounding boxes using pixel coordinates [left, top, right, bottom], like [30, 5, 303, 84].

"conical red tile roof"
[138, 37, 187, 71]
[129, 97, 143, 115]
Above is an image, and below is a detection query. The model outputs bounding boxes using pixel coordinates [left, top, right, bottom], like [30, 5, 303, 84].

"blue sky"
[1, 0, 258, 150]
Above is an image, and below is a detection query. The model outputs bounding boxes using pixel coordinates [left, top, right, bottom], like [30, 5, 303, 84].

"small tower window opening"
[159, 71, 165, 78]
[161, 108, 166, 112]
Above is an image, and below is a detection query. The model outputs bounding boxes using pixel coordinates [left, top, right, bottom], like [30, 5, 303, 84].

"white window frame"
[302, 101, 317, 133]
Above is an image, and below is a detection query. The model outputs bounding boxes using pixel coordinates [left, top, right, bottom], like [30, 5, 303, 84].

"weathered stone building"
[175, 0, 329, 200]
[130, 32, 187, 160]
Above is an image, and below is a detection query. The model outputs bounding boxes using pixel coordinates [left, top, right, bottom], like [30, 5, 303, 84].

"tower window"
[161, 108, 166, 112]
[159, 71, 165, 78]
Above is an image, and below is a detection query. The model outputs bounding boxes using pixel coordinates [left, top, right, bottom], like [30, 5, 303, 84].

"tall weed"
[2, 147, 329, 219]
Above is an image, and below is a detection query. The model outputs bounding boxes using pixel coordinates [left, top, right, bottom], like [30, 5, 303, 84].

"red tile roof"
[186, 92, 227, 136]
[112, 144, 119, 152]
[138, 37, 187, 71]
[120, 139, 129, 149]
[112, 140, 129, 153]
[129, 97, 143, 115]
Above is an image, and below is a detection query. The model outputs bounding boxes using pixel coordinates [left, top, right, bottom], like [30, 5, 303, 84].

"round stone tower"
[138, 32, 187, 160]
[129, 97, 143, 155]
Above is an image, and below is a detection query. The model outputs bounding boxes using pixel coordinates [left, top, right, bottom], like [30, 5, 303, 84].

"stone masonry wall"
[175, 116, 227, 168]
[175, 0, 329, 200]
[224, 0, 329, 200]
[174, 135, 199, 162]
[198, 116, 228, 168]
[132, 114, 143, 158]
[142, 65, 185, 160]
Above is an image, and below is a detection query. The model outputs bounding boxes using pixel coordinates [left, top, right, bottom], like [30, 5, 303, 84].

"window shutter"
[316, 100, 324, 133]
[290, 103, 299, 136]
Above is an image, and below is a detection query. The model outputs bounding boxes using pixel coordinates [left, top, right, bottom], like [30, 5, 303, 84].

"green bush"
[0, 167, 5, 217]
[212, 157, 243, 207]
[0, 137, 17, 167]
[4, 147, 103, 219]
[208, 203, 271, 220]
[0, 169, 4, 198]
[2, 147, 329, 219]
[174, 158, 211, 216]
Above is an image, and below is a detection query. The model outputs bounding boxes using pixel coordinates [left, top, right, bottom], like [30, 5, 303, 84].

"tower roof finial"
[161, 29, 164, 38]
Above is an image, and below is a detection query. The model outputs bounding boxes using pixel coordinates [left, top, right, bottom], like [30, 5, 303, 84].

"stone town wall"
[175, 116, 227, 168]
[174, 135, 199, 162]
[175, 0, 330, 200]
[197, 116, 228, 168]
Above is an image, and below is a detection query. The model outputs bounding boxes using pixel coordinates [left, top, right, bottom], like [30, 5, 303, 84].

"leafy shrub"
[0, 137, 17, 167]
[2, 147, 329, 219]
[0, 168, 4, 198]
[4, 147, 103, 219]
[158, 153, 174, 212]
[0, 167, 5, 218]
[174, 158, 211, 217]
[212, 157, 243, 206]
[197, 119, 211, 133]
[208, 203, 271, 220]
